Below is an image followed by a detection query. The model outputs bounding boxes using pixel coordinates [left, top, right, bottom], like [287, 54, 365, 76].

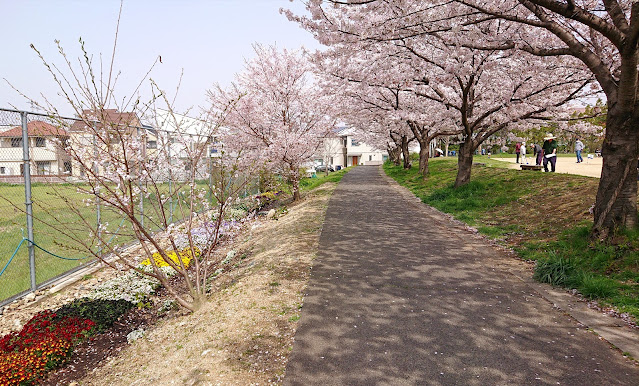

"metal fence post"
[93, 133, 101, 259]
[137, 127, 144, 228]
[21, 111, 36, 292]
[168, 132, 173, 223]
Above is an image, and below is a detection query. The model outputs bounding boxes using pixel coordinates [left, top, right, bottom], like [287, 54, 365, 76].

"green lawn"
[300, 167, 351, 192]
[384, 157, 639, 321]
[0, 181, 211, 302]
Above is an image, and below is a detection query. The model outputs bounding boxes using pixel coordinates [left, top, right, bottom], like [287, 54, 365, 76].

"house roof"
[0, 120, 68, 137]
[70, 109, 141, 131]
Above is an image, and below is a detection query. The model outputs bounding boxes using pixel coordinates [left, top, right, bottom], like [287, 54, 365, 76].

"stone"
[24, 293, 36, 302]
[201, 349, 213, 357]
[266, 209, 276, 219]
[126, 328, 146, 343]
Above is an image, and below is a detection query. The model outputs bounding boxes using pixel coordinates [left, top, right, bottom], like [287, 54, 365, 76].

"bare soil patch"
[495, 156, 603, 178]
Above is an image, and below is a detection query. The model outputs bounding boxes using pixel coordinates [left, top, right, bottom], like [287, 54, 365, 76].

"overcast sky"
[0, 0, 319, 116]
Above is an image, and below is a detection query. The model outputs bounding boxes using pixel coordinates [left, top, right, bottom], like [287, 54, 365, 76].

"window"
[11, 138, 22, 148]
[369, 155, 373, 161]
[63, 161, 72, 174]
[36, 161, 51, 175]
[351, 139, 360, 146]
[0, 167, 5, 174]
[35, 137, 46, 147]
[147, 140, 157, 149]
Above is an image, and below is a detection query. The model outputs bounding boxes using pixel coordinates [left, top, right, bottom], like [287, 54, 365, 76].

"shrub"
[54, 298, 134, 332]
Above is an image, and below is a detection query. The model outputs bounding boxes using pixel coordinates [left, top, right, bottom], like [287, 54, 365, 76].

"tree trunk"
[418, 142, 430, 177]
[455, 139, 475, 187]
[389, 146, 401, 166]
[402, 136, 412, 169]
[592, 106, 639, 239]
[290, 165, 301, 201]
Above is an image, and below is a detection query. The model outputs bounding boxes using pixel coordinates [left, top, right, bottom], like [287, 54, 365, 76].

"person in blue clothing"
[575, 138, 584, 163]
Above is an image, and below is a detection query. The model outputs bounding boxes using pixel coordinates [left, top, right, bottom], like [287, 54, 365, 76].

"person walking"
[521, 141, 528, 164]
[532, 143, 543, 165]
[542, 134, 558, 172]
[575, 138, 584, 163]
[515, 142, 521, 163]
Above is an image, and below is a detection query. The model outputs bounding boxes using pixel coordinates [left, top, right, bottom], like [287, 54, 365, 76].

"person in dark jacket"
[542, 134, 558, 172]
[532, 143, 542, 165]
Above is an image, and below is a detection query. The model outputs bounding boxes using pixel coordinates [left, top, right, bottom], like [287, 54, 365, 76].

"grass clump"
[533, 255, 575, 287]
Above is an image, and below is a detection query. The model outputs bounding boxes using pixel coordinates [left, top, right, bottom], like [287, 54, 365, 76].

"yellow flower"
[141, 247, 200, 268]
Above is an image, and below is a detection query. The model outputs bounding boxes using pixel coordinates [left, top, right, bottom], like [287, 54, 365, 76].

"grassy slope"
[300, 167, 351, 192]
[384, 157, 639, 320]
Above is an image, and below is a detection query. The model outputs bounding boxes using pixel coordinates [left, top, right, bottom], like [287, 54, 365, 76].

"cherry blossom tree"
[285, 2, 595, 187]
[442, 0, 639, 237]
[311, 37, 459, 175]
[209, 45, 337, 201]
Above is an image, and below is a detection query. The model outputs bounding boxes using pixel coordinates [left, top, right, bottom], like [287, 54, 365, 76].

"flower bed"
[140, 247, 198, 269]
[0, 258, 177, 385]
[0, 311, 95, 385]
[0, 192, 264, 385]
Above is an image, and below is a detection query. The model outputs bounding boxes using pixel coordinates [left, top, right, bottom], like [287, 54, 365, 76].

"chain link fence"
[0, 107, 259, 306]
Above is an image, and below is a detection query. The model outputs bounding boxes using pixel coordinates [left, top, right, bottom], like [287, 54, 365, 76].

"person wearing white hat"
[542, 134, 558, 172]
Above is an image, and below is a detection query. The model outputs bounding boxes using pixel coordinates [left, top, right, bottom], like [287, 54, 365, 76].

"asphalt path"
[284, 165, 639, 385]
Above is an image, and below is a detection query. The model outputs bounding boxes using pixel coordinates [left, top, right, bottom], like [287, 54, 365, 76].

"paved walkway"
[495, 156, 603, 178]
[284, 166, 639, 385]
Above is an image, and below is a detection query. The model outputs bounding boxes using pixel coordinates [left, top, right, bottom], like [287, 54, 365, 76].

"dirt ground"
[495, 155, 603, 178]
[75, 183, 336, 385]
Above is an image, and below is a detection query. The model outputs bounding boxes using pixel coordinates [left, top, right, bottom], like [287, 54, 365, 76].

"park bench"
[520, 164, 543, 171]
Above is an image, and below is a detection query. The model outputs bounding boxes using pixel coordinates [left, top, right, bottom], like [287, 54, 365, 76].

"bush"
[54, 298, 134, 332]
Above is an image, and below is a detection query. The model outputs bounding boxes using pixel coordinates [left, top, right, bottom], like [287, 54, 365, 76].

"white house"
[153, 109, 224, 181]
[0, 121, 71, 176]
[315, 127, 388, 169]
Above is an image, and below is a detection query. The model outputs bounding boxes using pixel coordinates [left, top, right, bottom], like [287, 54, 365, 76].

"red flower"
[0, 311, 95, 385]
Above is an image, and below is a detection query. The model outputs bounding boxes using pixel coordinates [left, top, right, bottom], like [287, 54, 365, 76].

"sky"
[0, 0, 320, 117]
